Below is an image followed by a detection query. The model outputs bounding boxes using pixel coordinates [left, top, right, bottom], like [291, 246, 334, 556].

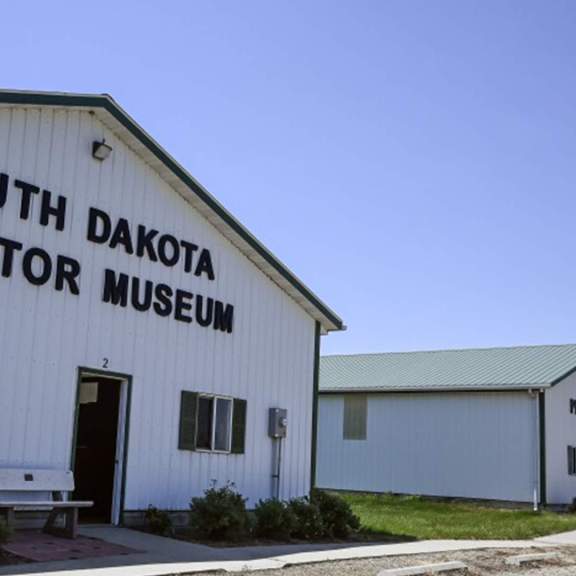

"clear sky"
[2, 1, 576, 355]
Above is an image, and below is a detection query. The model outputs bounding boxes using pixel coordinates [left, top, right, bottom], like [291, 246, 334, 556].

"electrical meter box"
[268, 408, 288, 438]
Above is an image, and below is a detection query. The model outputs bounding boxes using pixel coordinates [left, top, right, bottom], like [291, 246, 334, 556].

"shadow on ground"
[0, 526, 414, 575]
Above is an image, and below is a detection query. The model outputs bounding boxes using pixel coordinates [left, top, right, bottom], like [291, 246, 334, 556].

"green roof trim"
[0, 90, 343, 331]
[320, 344, 576, 392]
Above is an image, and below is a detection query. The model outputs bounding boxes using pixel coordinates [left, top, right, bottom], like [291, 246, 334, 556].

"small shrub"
[254, 499, 297, 540]
[287, 497, 325, 539]
[0, 518, 11, 545]
[145, 506, 173, 536]
[189, 483, 249, 541]
[311, 489, 360, 537]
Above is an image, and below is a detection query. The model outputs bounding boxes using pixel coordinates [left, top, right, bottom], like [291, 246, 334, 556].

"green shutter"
[231, 398, 247, 454]
[179, 391, 198, 450]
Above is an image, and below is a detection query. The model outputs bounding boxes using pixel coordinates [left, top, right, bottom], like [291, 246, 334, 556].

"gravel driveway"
[232, 546, 576, 576]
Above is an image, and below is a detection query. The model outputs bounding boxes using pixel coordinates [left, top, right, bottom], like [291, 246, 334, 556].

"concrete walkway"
[536, 530, 576, 546]
[0, 525, 572, 576]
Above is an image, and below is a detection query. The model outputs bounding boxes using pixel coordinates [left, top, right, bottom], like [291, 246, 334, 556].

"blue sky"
[2, 1, 576, 354]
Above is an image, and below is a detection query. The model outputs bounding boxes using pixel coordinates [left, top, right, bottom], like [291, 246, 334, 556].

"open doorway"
[72, 370, 130, 524]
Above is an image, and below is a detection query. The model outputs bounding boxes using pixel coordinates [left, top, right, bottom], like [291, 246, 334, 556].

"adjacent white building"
[0, 89, 343, 525]
[317, 345, 576, 505]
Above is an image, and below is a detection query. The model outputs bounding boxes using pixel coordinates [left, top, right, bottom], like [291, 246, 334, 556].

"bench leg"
[43, 509, 60, 536]
[43, 508, 79, 539]
[64, 508, 78, 539]
[0, 508, 15, 531]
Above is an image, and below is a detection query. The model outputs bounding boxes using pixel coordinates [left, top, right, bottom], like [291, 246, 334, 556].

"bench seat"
[0, 501, 93, 508]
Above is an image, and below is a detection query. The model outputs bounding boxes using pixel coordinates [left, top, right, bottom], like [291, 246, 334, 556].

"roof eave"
[319, 385, 550, 394]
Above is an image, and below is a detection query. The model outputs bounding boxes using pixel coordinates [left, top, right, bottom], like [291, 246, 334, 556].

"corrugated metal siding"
[0, 107, 315, 509]
[320, 346, 576, 392]
[545, 371, 576, 504]
[317, 392, 538, 502]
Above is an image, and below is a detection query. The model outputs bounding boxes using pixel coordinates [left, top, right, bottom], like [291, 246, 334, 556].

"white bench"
[0, 468, 93, 539]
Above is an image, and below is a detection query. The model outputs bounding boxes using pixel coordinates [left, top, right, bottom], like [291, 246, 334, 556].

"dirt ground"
[232, 546, 576, 576]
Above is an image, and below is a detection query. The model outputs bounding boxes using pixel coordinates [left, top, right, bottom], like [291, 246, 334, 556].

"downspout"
[310, 321, 321, 493]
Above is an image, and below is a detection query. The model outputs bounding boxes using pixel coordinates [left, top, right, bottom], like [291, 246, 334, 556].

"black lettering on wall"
[0, 182, 235, 330]
[0, 173, 8, 208]
[180, 240, 198, 273]
[0, 236, 23, 277]
[102, 269, 129, 307]
[84, 205, 218, 281]
[40, 190, 67, 231]
[109, 218, 134, 254]
[22, 248, 52, 286]
[195, 249, 215, 280]
[87, 207, 112, 244]
[175, 289, 193, 323]
[154, 283, 173, 317]
[55, 256, 81, 295]
[213, 301, 234, 333]
[14, 179, 40, 221]
[158, 234, 180, 267]
[570, 399, 576, 415]
[195, 295, 214, 327]
[131, 277, 153, 312]
[136, 225, 159, 261]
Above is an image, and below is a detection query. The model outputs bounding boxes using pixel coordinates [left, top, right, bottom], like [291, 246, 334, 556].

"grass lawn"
[339, 492, 576, 540]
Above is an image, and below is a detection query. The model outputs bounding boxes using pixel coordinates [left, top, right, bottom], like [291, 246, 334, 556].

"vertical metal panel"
[0, 107, 316, 509]
[317, 391, 536, 502]
[545, 372, 576, 504]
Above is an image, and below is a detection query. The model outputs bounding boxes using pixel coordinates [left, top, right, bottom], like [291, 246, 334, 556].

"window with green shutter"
[179, 391, 246, 454]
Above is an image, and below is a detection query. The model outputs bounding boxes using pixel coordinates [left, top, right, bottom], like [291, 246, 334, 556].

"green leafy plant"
[311, 489, 361, 537]
[144, 506, 173, 536]
[287, 497, 325, 539]
[189, 482, 249, 541]
[253, 498, 297, 540]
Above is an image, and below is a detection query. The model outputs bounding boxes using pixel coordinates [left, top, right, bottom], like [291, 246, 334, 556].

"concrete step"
[378, 560, 468, 576]
[505, 551, 560, 566]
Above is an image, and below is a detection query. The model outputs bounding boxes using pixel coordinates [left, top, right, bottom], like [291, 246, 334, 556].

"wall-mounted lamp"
[92, 139, 113, 161]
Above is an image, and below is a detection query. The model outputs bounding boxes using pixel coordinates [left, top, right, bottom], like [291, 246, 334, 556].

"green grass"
[339, 492, 576, 540]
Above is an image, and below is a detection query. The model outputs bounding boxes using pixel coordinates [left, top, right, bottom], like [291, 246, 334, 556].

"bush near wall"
[145, 506, 173, 536]
[189, 483, 250, 541]
[187, 485, 360, 542]
[284, 491, 361, 540]
[287, 497, 325, 539]
[310, 489, 361, 537]
[253, 499, 297, 540]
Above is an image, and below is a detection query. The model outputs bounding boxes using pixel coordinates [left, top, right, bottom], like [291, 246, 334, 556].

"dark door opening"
[73, 374, 122, 523]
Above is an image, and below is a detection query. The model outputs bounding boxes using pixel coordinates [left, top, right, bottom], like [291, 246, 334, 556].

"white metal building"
[317, 345, 576, 505]
[0, 89, 343, 525]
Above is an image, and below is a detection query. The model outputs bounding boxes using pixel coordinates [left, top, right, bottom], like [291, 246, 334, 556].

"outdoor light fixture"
[92, 139, 113, 161]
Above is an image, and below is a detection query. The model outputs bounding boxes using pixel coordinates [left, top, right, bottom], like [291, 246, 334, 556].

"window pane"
[79, 381, 99, 404]
[196, 396, 214, 449]
[343, 395, 367, 440]
[214, 398, 232, 451]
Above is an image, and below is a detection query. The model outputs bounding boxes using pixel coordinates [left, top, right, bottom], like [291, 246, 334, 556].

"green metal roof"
[320, 344, 576, 392]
